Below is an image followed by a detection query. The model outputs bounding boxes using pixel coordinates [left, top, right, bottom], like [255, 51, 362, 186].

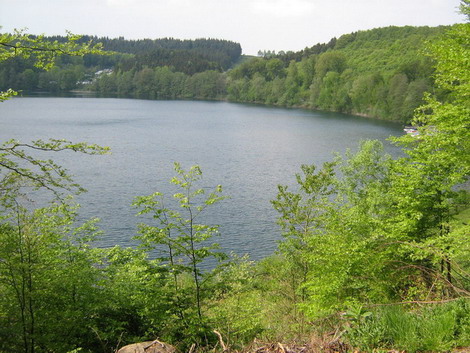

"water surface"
[0, 98, 402, 259]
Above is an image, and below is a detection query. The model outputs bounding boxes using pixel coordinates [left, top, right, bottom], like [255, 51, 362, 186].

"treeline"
[73, 36, 242, 73]
[94, 66, 227, 100]
[1, 26, 451, 123]
[227, 26, 445, 122]
[91, 25, 448, 122]
[0, 35, 241, 93]
[72, 36, 243, 70]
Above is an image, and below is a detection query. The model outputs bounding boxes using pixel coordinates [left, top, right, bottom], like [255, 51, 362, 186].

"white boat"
[404, 126, 419, 136]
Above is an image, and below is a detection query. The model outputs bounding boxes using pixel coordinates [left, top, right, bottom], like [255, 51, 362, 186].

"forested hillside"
[1, 26, 453, 123]
[0, 25, 452, 123]
[228, 25, 446, 122]
[0, 35, 241, 94]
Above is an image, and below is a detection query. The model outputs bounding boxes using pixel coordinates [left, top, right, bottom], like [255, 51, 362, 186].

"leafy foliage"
[133, 163, 227, 347]
[0, 139, 109, 203]
[77, 36, 242, 70]
[0, 25, 451, 122]
[0, 29, 105, 99]
[0, 33, 241, 97]
[0, 203, 104, 352]
[270, 14, 470, 352]
[0, 30, 104, 71]
[228, 25, 448, 122]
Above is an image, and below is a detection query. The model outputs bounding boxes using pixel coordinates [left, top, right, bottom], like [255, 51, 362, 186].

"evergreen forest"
[0, 3, 469, 352]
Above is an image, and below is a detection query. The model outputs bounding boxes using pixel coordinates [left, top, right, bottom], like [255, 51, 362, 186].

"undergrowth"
[344, 299, 470, 352]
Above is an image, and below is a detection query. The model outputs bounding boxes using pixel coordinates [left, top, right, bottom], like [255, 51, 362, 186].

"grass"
[344, 300, 470, 352]
[455, 206, 470, 224]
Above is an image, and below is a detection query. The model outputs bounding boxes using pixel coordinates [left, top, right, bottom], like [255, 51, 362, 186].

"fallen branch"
[188, 343, 196, 353]
[214, 330, 228, 351]
[277, 343, 287, 353]
[144, 339, 169, 351]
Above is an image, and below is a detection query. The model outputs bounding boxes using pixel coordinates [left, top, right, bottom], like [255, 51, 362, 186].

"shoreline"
[19, 89, 406, 125]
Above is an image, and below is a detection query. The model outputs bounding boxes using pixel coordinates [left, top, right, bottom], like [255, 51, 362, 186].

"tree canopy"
[0, 25, 455, 123]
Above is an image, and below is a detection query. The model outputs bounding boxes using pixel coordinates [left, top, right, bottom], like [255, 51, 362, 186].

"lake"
[0, 97, 402, 260]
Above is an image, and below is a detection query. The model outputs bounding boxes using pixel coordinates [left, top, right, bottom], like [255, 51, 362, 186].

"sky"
[0, 0, 465, 55]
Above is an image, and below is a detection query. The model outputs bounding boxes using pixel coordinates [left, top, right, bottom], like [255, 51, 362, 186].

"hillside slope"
[227, 25, 449, 122]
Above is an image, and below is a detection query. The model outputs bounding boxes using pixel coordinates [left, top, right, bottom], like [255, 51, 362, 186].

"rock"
[117, 339, 176, 353]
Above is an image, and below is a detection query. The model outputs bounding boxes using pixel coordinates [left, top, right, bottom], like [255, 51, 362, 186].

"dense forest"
[0, 25, 454, 123]
[0, 4, 469, 352]
[227, 26, 445, 122]
[0, 35, 241, 95]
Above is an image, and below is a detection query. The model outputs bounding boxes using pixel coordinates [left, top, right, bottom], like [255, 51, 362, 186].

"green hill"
[227, 25, 450, 122]
[0, 26, 453, 122]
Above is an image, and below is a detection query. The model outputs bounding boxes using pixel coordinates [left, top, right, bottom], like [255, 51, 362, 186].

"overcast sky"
[0, 0, 465, 55]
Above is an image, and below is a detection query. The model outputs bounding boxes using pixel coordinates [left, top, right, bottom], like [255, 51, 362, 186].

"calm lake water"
[1, 97, 402, 259]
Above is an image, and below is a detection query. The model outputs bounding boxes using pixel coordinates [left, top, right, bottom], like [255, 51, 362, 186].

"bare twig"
[277, 343, 287, 353]
[188, 343, 196, 353]
[144, 339, 168, 351]
[214, 330, 228, 352]
[113, 332, 124, 353]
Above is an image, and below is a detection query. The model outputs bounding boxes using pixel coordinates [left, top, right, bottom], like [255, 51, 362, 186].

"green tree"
[133, 163, 227, 345]
[266, 76, 286, 105]
[185, 70, 226, 99]
[387, 73, 409, 120]
[274, 12, 470, 320]
[265, 58, 285, 81]
[19, 69, 38, 91]
[274, 141, 397, 318]
[207, 256, 265, 347]
[460, 0, 470, 20]
[0, 31, 112, 352]
[280, 61, 302, 106]
[0, 203, 104, 352]
[133, 67, 156, 98]
[92, 246, 171, 350]
[116, 69, 136, 96]
[350, 73, 384, 115]
[314, 51, 347, 79]
[0, 30, 103, 100]
[272, 161, 337, 319]
[387, 18, 470, 296]
[247, 73, 267, 102]
[0, 139, 108, 204]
